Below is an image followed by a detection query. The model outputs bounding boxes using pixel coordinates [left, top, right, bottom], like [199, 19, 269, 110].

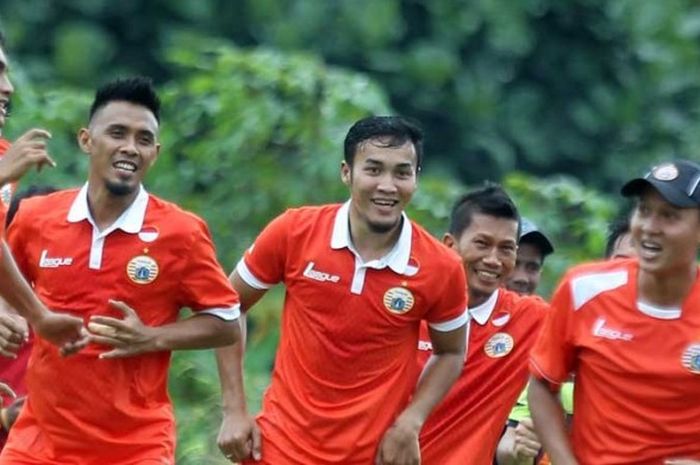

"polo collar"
[469, 289, 500, 326]
[67, 183, 149, 234]
[330, 200, 413, 274]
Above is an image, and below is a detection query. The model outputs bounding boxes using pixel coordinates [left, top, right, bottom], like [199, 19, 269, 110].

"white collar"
[67, 183, 149, 234]
[330, 200, 413, 274]
[468, 289, 500, 326]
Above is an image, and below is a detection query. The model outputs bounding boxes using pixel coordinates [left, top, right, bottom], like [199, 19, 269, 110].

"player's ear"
[341, 161, 352, 186]
[77, 128, 91, 154]
[443, 232, 457, 250]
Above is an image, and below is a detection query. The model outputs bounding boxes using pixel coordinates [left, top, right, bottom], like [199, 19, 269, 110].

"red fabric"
[418, 289, 548, 465]
[1, 189, 239, 465]
[531, 259, 700, 464]
[241, 204, 467, 465]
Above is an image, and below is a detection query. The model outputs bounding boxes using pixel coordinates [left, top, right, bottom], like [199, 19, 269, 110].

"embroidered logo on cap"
[651, 163, 679, 181]
[383, 287, 415, 314]
[681, 343, 700, 374]
[126, 255, 159, 284]
[484, 332, 514, 358]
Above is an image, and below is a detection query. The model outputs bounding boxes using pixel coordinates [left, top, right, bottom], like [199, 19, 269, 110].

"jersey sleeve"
[424, 257, 468, 332]
[235, 210, 292, 290]
[179, 218, 240, 320]
[529, 275, 576, 386]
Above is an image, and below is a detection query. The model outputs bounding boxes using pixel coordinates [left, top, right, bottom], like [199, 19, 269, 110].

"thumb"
[252, 423, 262, 461]
[0, 382, 16, 400]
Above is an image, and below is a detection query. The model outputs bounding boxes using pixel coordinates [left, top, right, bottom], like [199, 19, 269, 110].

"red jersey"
[530, 259, 700, 465]
[238, 202, 468, 465]
[418, 288, 548, 465]
[1, 185, 240, 465]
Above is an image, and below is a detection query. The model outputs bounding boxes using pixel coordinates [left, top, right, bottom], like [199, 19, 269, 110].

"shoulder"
[409, 220, 461, 268]
[559, 259, 634, 311]
[145, 194, 211, 236]
[15, 188, 78, 219]
[498, 289, 549, 327]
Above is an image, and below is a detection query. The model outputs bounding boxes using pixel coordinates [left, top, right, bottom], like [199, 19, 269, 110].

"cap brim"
[520, 231, 554, 256]
[621, 178, 697, 208]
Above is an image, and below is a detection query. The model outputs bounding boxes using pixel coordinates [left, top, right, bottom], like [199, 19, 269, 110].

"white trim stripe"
[636, 301, 681, 320]
[429, 309, 469, 332]
[571, 270, 628, 311]
[236, 260, 275, 290]
[199, 304, 241, 321]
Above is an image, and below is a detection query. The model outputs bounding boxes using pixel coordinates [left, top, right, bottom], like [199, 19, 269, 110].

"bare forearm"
[528, 377, 577, 465]
[400, 352, 463, 429]
[153, 314, 240, 351]
[0, 241, 46, 324]
[216, 314, 248, 413]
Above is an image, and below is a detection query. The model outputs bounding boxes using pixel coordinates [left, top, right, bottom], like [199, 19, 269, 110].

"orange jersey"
[238, 202, 468, 465]
[530, 259, 700, 465]
[1, 186, 239, 465]
[418, 288, 548, 465]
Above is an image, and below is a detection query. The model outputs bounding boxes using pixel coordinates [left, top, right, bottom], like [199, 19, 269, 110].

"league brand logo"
[681, 343, 700, 374]
[383, 287, 415, 314]
[484, 332, 514, 358]
[126, 255, 159, 284]
[39, 250, 73, 268]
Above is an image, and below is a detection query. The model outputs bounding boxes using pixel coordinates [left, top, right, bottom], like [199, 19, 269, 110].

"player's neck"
[637, 263, 698, 307]
[87, 183, 139, 232]
[348, 216, 402, 263]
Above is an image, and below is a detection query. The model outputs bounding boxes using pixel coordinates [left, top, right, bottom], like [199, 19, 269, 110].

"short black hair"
[343, 116, 423, 170]
[605, 214, 631, 258]
[448, 183, 520, 237]
[6, 185, 57, 227]
[88, 76, 160, 123]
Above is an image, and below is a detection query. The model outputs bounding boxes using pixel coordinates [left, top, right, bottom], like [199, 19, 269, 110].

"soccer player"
[529, 159, 700, 465]
[0, 30, 85, 356]
[506, 218, 554, 296]
[0, 77, 242, 464]
[216, 116, 468, 465]
[417, 185, 549, 465]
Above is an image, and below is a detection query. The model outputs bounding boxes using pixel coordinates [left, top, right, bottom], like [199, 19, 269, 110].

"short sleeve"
[425, 258, 468, 332]
[179, 218, 240, 318]
[235, 210, 292, 290]
[529, 275, 576, 385]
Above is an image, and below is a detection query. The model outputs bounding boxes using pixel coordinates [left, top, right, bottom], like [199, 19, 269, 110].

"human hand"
[0, 312, 27, 357]
[0, 129, 56, 184]
[513, 418, 542, 459]
[375, 416, 421, 465]
[217, 410, 262, 462]
[33, 310, 89, 356]
[88, 300, 159, 359]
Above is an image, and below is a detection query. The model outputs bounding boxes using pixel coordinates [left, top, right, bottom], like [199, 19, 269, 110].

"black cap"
[621, 159, 700, 208]
[519, 218, 554, 256]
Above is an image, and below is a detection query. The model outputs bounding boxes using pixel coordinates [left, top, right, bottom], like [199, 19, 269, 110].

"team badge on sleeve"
[681, 343, 700, 374]
[484, 332, 514, 358]
[383, 287, 415, 314]
[126, 255, 159, 284]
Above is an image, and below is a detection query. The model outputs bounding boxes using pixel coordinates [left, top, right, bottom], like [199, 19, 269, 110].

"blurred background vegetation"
[0, 0, 695, 462]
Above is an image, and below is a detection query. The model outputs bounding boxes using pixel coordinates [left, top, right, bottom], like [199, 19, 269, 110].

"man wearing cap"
[528, 159, 700, 465]
[506, 218, 554, 296]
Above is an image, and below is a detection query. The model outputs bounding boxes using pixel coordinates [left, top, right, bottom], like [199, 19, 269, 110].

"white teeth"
[373, 200, 397, 206]
[114, 161, 136, 172]
[477, 270, 499, 279]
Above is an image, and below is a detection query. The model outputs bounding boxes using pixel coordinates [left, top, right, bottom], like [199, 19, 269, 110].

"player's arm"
[88, 298, 240, 358]
[376, 323, 466, 465]
[216, 270, 266, 462]
[528, 377, 577, 465]
[0, 241, 87, 354]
